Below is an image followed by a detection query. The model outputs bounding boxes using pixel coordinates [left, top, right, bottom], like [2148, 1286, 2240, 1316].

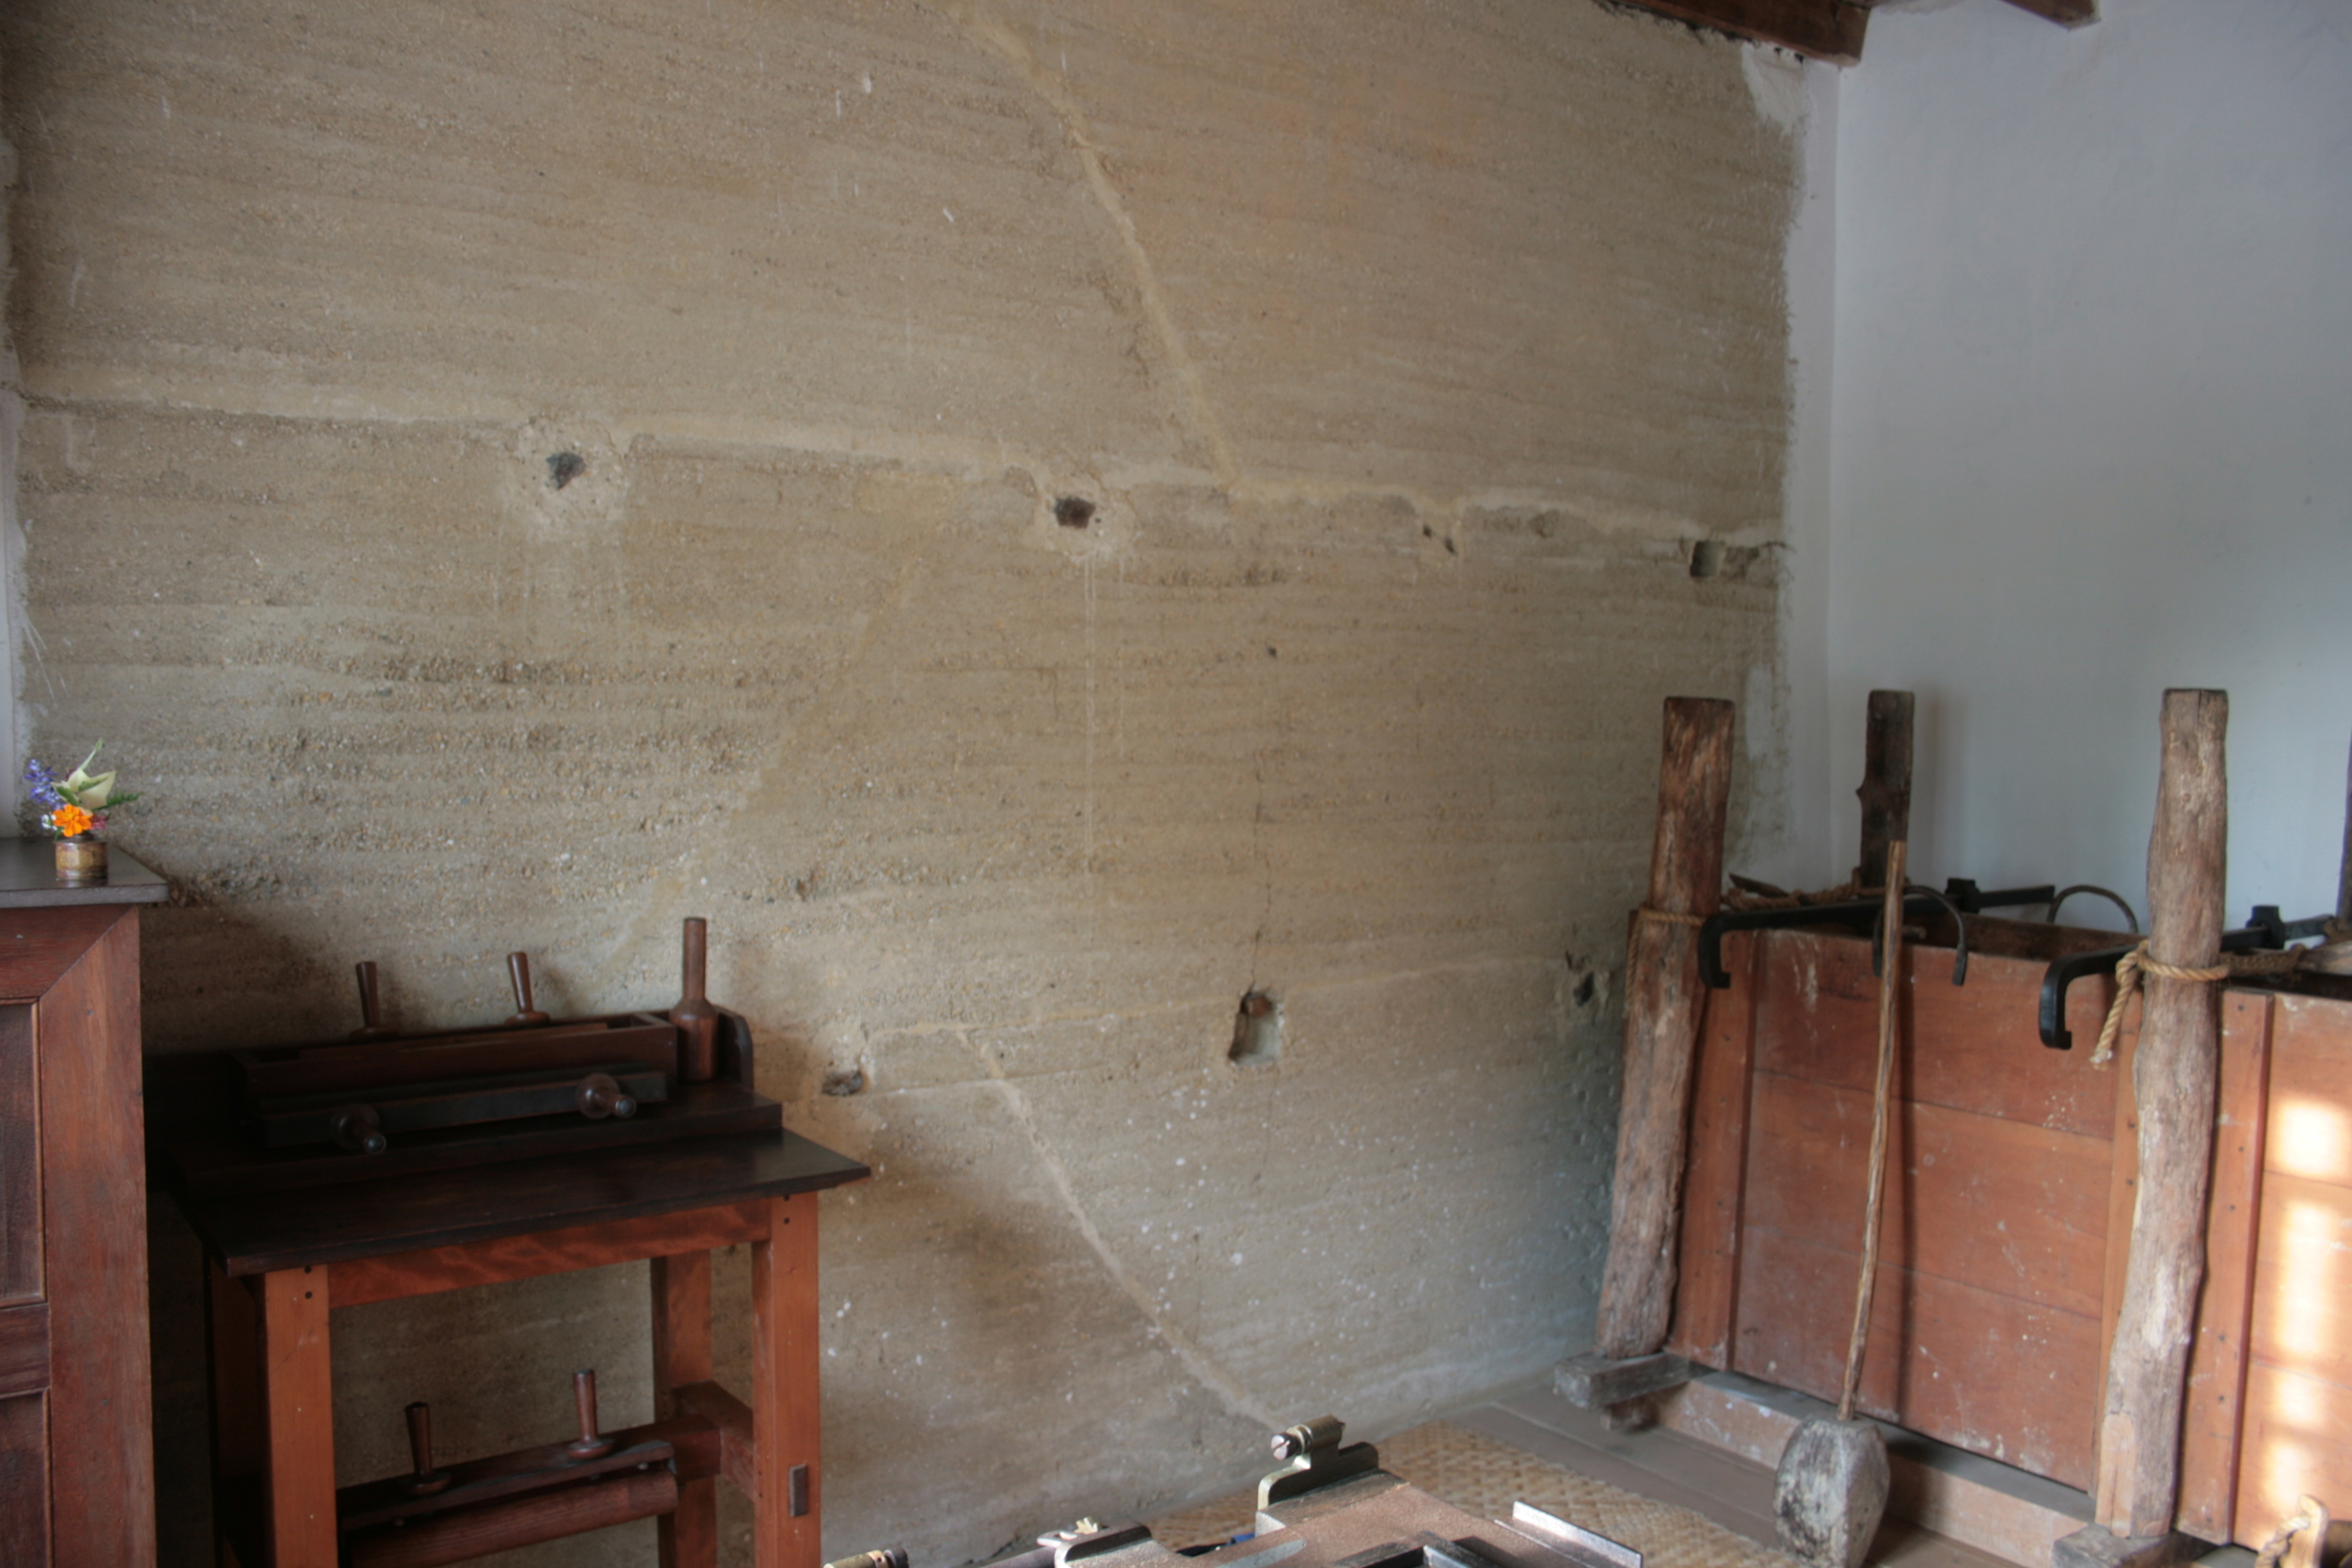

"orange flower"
[51, 804, 93, 838]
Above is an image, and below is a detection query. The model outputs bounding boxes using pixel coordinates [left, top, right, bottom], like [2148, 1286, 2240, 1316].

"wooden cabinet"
[0, 842, 165, 1565]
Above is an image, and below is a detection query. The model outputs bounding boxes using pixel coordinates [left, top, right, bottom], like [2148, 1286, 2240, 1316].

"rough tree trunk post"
[1558, 697, 1734, 1412]
[1854, 690, 1915, 890]
[2339, 732, 2350, 928]
[2311, 734, 2352, 974]
[2071, 690, 2229, 1568]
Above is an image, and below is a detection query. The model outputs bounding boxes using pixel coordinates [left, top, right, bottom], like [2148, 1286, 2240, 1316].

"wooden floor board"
[1486, 1396, 1781, 1525]
[1462, 1401, 1778, 1545]
[1470, 1390, 2017, 1568]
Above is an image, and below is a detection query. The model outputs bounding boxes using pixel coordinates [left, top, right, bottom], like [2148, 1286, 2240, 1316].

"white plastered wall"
[1750, 45, 1837, 892]
[1822, 0, 2352, 922]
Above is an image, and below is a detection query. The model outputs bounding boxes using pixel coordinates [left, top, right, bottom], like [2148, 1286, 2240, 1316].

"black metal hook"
[1700, 887, 1985, 990]
[1941, 879, 2056, 915]
[2036, 905, 2334, 1049]
[1873, 882, 1969, 986]
[2045, 884, 2140, 934]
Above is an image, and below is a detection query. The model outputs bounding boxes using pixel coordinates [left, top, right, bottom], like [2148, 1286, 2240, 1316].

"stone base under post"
[1554, 1350, 1694, 1410]
[2053, 1524, 2207, 1568]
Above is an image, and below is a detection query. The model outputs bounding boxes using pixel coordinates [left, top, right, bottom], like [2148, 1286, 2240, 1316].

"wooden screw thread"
[1839, 841, 1907, 1423]
[400, 1401, 450, 1496]
[405, 1401, 434, 1476]
[567, 1369, 612, 1459]
[506, 952, 549, 1026]
[672, 918, 719, 1083]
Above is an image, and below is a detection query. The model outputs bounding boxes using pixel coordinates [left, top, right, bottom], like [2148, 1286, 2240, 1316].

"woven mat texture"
[1148, 1420, 1789, 1568]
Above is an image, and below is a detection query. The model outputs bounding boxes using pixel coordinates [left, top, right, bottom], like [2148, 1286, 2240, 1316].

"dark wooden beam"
[1998, 0, 2098, 26]
[1610, 0, 1869, 65]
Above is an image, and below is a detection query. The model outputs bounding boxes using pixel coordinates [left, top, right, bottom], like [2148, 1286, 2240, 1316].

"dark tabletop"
[172, 1130, 870, 1276]
[0, 838, 167, 907]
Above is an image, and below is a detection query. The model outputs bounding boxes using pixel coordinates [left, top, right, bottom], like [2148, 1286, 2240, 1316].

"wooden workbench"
[173, 1130, 867, 1568]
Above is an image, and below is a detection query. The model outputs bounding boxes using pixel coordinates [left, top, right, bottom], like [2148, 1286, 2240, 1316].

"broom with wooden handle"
[1773, 840, 1907, 1568]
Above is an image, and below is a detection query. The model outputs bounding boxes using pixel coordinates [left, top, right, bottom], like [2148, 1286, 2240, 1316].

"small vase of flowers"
[27, 744, 138, 885]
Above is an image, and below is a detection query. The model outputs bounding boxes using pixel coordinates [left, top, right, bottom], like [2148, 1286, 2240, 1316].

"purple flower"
[23, 760, 62, 810]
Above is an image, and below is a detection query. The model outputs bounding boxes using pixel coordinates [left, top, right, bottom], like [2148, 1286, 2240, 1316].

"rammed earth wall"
[0, 4, 1801, 1562]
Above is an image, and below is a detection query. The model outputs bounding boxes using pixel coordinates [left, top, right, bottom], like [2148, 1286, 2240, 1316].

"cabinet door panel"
[0, 1006, 37, 1305]
[0, 1391, 49, 1562]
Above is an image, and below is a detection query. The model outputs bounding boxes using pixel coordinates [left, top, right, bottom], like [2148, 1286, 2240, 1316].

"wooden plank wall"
[1670, 929, 2352, 1544]
[1734, 929, 2113, 1487]
[2217, 992, 2352, 1544]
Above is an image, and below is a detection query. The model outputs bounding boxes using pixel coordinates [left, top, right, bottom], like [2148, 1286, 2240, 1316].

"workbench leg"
[208, 1260, 263, 1568]
[259, 1265, 337, 1568]
[753, 1194, 822, 1568]
[655, 1249, 719, 1568]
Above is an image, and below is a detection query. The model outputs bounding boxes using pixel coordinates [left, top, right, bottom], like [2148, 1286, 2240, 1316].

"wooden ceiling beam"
[1610, 0, 1868, 65]
[1611, 0, 2095, 65]
[1996, 0, 2098, 26]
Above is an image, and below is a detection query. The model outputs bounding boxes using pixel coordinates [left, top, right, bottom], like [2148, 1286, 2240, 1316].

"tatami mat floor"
[1148, 1386, 2012, 1568]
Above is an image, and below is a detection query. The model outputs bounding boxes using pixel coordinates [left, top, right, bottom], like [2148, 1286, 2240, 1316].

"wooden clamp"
[342, 1370, 707, 1568]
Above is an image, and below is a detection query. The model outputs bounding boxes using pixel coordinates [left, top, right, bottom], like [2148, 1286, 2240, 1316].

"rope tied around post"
[2090, 942, 2236, 1067]
[2091, 917, 2352, 1066]
[1635, 906, 1707, 929]
[2250, 1494, 2331, 1568]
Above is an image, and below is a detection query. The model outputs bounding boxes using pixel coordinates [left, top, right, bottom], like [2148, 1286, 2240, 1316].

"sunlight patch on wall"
[2273, 1099, 2351, 1183]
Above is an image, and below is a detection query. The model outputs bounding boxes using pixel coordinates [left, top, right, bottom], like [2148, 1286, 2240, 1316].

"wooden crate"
[1665, 924, 2352, 1544]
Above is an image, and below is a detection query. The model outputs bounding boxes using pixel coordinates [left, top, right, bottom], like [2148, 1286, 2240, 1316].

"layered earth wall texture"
[1, 3, 1800, 1563]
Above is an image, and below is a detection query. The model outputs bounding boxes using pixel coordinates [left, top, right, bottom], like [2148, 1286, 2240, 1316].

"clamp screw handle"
[333, 1104, 389, 1156]
[402, 1401, 452, 1496]
[1271, 1416, 1344, 1462]
[576, 1072, 637, 1120]
[567, 1369, 614, 1459]
[507, 952, 551, 1026]
[351, 960, 395, 1039]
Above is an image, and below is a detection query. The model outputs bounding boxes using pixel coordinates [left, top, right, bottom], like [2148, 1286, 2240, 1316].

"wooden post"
[2172, 991, 2273, 1542]
[1854, 690, 1915, 890]
[2094, 689, 2229, 1542]
[2339, 732, 2350, 929]
[1590, 696, 1737, 1362]
[2308, 734, 2352, 974]
[654, 1251, 719, 1568]
[753, 1193, 823, 1568]
[261, 1265, 339, 1568]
